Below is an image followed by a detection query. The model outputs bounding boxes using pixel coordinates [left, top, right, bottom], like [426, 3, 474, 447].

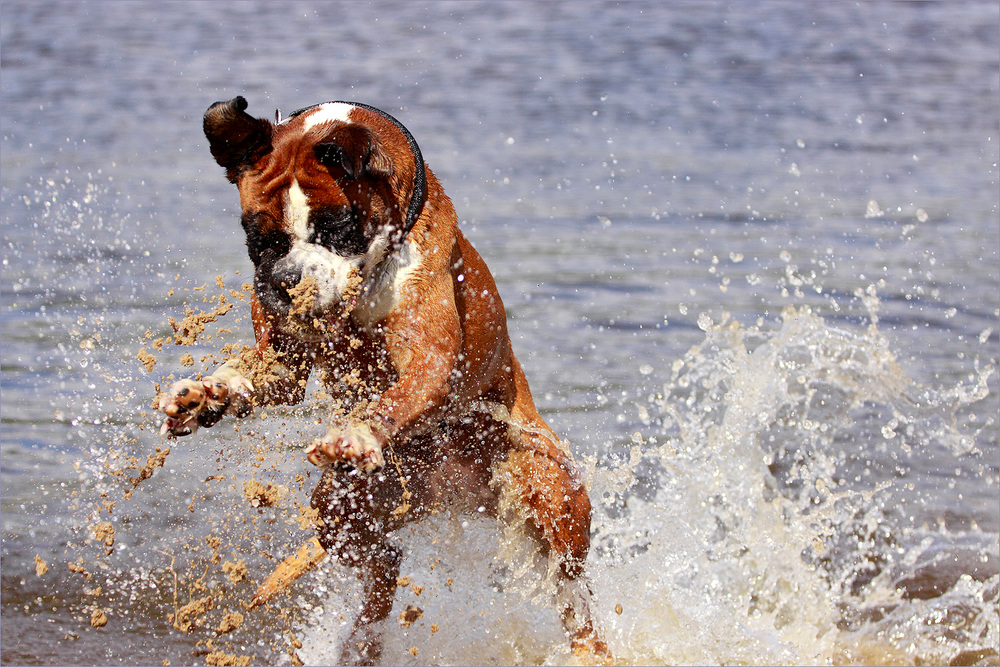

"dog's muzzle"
[256, 245, 362, 319]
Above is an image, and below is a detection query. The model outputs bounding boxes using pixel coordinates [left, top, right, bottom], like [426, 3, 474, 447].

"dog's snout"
[271, 264, 302, 296]
[253, 258, 311, 316]
[256, 246, 360, 322]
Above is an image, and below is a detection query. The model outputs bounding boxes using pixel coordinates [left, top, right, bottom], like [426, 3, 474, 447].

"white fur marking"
[278, 178, 365, 312]
[389, 240, 423, 296]
[275, 245, 360, 312]
[354, 239, 424, 326]
[302, 103, 355, 131]
[285, 179, 311, 244]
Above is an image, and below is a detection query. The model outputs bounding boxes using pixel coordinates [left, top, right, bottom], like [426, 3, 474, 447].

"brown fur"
[159, 98, 609, 664]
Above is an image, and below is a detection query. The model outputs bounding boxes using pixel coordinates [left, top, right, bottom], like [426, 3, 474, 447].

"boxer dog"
[158, 97, 609, 664]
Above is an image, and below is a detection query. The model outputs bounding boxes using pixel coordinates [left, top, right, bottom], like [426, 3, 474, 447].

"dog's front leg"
[158, 359, 255, 436]
[303, 338, 456, 470]
[306, 294, 461, 471]
[158, 295, 314, 437]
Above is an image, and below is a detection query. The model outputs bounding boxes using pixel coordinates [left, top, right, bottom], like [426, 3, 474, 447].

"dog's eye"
[309, 208, 368, 256]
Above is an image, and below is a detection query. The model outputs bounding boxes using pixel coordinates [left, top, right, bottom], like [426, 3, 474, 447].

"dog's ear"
[314, 124, 394, 180]
[203, 96, 273, 183]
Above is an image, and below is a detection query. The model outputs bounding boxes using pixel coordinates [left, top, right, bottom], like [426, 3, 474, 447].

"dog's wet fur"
[158, 97, 610, 664]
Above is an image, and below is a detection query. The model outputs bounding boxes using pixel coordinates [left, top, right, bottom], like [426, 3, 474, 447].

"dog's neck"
[352, 233, 422, 329]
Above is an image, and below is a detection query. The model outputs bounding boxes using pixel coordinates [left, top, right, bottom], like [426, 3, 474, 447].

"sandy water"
[2, 2, 998, 665]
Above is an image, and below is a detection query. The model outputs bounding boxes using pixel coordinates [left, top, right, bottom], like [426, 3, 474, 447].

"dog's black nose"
[271, 265, 302, 299]
[254, 265, 300, 315]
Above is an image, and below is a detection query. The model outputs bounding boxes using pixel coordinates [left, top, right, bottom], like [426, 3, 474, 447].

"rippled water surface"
[2, 2, 998, 665]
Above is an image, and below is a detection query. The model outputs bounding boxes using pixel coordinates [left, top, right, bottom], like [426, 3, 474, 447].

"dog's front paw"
[305, 424, 384, 472]
[157, 371, 253, 437]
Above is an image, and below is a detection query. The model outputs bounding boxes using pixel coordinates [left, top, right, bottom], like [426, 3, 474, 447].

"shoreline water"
[3, 2, 997, 664]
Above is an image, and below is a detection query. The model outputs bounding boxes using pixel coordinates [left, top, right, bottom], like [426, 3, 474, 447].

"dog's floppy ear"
[203, 96, 273, 183]
[314, 124, 394, 180]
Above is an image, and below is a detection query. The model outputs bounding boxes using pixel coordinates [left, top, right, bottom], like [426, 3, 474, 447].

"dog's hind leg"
[339, 543, 401, 666]
[557, 575, 610, 663]
[495, 435, 612, 662]
[311, 468, 403, 666]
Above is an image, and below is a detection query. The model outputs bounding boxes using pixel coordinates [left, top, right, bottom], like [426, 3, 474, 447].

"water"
[2, 2, 997, 665]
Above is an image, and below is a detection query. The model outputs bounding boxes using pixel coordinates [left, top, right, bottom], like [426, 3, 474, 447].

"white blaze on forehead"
[285, 179, 311, 244]
[301, 102, 355, 131]
[278, 177, 363, 316]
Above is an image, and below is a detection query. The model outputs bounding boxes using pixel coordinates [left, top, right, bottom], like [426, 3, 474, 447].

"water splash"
[153, 306, 1000, 663]
[582, 304, 998, 665]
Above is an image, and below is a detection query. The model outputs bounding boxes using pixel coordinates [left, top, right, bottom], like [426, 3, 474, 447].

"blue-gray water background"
[2, 2, 998, 665]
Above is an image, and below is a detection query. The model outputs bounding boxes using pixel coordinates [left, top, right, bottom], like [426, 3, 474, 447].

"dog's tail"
[246, 537, 327, 610]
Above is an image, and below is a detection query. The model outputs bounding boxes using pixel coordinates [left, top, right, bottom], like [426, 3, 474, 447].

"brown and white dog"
[158, 96, 609, 664]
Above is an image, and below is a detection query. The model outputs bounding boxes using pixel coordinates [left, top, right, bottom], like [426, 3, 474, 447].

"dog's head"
[204, 97, 425, 330]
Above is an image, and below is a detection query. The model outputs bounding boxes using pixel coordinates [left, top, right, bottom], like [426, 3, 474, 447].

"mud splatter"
[293, 504, 322, 531]
[90, 608, 108, 628]
[171, 595, 214, 633]
[242, 479, 285, 508]
[92, 521, 115, 554]
[68, 561, 90, 579]
[125, 446, 170, 498]
[221, 560, 248, 584]
[137, 347, 157, 372]
[168, 301, 234, 347]
[215, 611, 243, 635]
[286, 276, 318, 318]
[398, 605, 423, 628]
[204, 649, 251, 666]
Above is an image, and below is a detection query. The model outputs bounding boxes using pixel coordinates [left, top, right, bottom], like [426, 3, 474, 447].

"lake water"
[1, 2, 997, 665]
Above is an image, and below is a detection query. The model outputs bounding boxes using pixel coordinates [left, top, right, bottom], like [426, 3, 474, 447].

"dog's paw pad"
[306, 425, 384, 472]
[158, 379, 207, 436]
[159, 379, 207, 415]
[157, 371, 249, 436]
